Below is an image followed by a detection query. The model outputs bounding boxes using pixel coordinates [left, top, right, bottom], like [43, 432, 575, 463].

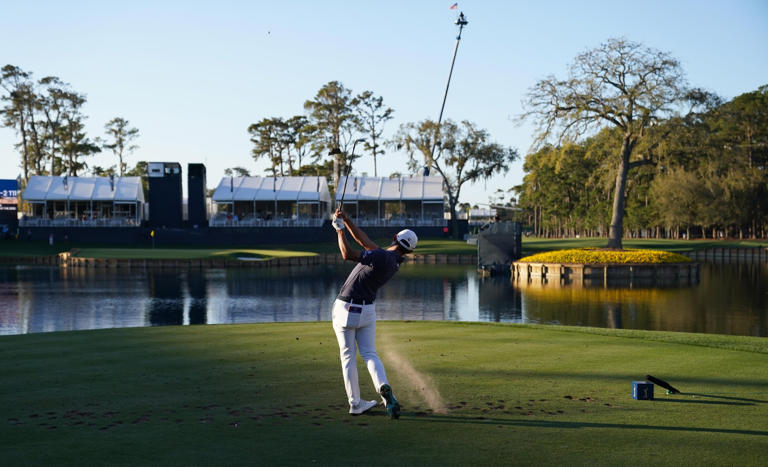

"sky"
[1, 0, 767, 205]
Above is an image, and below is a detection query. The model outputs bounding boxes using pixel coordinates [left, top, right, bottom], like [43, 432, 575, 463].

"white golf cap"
[395, 229, 418, 251]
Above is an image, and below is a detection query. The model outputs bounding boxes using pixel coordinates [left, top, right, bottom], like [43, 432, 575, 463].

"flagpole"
[429, 11, 468, 164]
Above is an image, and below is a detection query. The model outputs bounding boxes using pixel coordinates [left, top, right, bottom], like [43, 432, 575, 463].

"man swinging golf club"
[331, 207, 417, 418]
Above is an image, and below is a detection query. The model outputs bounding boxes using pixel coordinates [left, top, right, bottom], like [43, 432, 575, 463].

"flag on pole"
[449, 3, 458, 9]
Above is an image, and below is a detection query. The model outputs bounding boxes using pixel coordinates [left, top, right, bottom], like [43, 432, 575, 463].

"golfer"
[331, 208, 417, 419]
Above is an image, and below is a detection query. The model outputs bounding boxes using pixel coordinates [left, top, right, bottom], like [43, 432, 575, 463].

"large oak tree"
[522, 37, 698, 249]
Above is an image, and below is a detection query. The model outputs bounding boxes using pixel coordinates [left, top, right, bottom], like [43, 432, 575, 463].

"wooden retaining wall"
[0, 252, 477, 269]
[511, 261, 699, 284]
[0, 255, 60, 266]
[683, 247, 768, 262]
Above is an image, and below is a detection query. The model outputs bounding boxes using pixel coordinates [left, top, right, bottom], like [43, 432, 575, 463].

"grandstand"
[20, 175, 145, 227]
[210, 176, 332, 227]
[334, 175, 446, 227]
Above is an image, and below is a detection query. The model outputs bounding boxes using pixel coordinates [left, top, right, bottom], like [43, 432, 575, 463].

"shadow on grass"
[402, 413, 768, 437]
[679, 393, 768, 404]
[651, 397, 754, 406]
[445, 368, 768, 391]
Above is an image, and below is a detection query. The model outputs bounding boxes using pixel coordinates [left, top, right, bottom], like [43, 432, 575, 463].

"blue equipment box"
[633, 381, 654, 400]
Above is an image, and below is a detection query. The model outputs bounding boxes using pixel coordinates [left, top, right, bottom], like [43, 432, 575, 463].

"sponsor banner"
[0, 179, 18, 209]
[0, 179, 18, 201]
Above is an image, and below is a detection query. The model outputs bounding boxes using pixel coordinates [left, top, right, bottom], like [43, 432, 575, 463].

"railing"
[355, 218, 447, 227]
[209, 217, 325, 228]
[20, 217, 141, 227]
[208, 216, 447, 228]
[20, 215, 447, 229]
[684, 247, 768, 263]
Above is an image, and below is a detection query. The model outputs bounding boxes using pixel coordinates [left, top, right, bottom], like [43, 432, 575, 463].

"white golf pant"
[331, 299, 388, 408]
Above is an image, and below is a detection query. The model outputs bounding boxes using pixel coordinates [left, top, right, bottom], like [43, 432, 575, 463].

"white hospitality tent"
[210, 176, 332, 226]
[335, 175, 445, 225]
[20, 175, 145, 226]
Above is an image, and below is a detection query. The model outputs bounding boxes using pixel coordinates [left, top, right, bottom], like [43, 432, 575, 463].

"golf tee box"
[632, 381, 654, 400]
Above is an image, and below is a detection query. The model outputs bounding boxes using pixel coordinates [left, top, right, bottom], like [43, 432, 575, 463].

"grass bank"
[521, 237, 768, 255]
[0, 238, 476, 260]
[0, 236, 764, 261]
[2, 322, 766, 466]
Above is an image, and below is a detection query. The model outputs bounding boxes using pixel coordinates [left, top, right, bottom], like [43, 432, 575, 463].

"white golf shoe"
[349, 400, 378, 415]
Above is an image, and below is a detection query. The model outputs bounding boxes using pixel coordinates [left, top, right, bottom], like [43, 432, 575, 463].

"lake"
[0, 261, 766, 337]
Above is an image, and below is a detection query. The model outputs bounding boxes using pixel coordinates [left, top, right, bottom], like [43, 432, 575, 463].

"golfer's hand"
[334, 209, 349, 222]
[332, 213, 346, 231]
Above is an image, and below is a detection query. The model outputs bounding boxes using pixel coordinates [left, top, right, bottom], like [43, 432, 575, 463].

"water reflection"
[378, 267, 452, 321]
[478, 275, 522, 322]
[148, 271, 184, 326]
[187, 270, 207, 325]
[0, 266, 151, 334]
[0, 267, 20, 333]
[606, 303, 622, 329]
[513, 262, 768, 336]
[214, 265, 339, 323]
[0, 261, 765, 337]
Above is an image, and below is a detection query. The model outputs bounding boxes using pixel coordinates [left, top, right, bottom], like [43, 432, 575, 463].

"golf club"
[646, 374, 680, 394]
[336, 138, 366, 211]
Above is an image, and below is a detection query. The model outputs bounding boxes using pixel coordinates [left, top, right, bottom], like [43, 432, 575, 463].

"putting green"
[1, 322, 766, 465]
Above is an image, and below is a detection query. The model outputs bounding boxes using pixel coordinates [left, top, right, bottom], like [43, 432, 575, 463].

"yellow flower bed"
[519, 248, 691, 264]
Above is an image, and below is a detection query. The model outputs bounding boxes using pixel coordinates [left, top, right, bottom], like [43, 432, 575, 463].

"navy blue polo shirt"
[337, 248, 404, 303]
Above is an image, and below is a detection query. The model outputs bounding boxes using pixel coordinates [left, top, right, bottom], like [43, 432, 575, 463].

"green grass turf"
[71, 247, 313, 260]
[0, 236, 764, 260]
[1, 236, 765, 259]
[1, 322, 766, 466]
[0, 238, 477, 259]
[521, 237, 768, 254]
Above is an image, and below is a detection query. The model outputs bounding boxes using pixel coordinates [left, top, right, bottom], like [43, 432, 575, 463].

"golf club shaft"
[338, 139, 364, 211]
[339, 170, 350, 210]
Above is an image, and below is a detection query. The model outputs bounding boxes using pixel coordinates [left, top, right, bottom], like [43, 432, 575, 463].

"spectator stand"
[19, 175, 145, 227]
[335, 175, 446, 227]
[210, 176, 332, 227]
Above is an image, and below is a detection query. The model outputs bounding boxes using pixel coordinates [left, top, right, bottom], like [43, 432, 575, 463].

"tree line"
[1, 65, 520, 238]
[0, 65, 141, 182]
[243, 80, 517, 230]
[515, 84, 768, 240]
[1, 67, 515, 234]
[5, 38, 764, 243]
[244, 81, 396, 189]
[516, 37, 767, 244]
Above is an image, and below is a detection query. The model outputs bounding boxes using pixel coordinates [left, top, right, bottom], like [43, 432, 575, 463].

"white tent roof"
[336, 176, 445, 202]
[21, 176, 52, 201]
[21, 176, 145, 203]
[68, 177, 97, 200]
[93, 178, 119, 200]
[47, 177, 69, 200]
[212, 176, 331, 203]
[235, 177, 263, 200]
[114, 178, 145, 202]
[276, 177, 303, 201]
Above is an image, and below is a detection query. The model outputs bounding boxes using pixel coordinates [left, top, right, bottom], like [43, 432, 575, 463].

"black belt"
[337, 295, 374, 305]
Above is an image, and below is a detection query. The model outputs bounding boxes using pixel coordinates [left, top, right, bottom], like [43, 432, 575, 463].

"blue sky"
[1, 0, 767, 205]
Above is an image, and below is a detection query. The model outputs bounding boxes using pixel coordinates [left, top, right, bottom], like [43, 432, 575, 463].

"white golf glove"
[332, 216, 346, 231]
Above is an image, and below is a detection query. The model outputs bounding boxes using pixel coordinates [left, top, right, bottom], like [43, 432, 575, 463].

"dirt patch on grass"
[379, 333, 448, 414]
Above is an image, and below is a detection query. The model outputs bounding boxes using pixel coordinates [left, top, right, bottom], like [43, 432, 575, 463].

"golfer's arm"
[343, 217, 379, 250]
[337, 230, 362, 262]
